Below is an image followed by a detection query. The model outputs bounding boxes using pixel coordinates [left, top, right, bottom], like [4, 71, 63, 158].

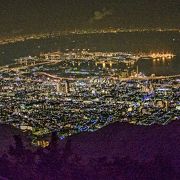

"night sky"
[0, 0, 179, 35]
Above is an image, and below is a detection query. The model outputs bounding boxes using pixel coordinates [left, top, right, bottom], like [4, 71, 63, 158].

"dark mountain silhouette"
[59, 121, 180, 162]
[0, 124, 31, 154]
[0, 121, 179, 179]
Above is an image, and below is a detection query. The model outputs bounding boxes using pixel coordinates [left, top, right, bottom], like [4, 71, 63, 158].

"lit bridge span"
[37, 72, 180, 82]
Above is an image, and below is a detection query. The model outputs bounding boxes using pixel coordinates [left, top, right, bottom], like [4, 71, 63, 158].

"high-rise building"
[56, 83, 61, 92]
[56, 81, 70, 94]
[65, 80, 70, 94]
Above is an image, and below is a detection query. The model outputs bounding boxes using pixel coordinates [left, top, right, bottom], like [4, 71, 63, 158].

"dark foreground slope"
[0, 124, 31, 154]
[0, 121, 179, 180]
[60, 121, 180, 162]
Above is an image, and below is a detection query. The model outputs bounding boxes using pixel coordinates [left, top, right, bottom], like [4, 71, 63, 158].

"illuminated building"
[56, 81, 70, 94]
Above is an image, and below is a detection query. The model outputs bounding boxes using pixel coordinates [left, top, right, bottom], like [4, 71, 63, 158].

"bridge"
[36, 72, 76, 81]
[120, 74, 180, 81]
[91, 74, 180, 82]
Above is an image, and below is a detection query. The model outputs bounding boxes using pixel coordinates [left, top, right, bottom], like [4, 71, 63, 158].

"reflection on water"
[0, 32, 179, 75]
[138, 56, 179, 76]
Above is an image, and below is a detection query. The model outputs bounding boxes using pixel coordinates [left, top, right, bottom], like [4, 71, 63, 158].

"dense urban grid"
[0, 51, 179, 145]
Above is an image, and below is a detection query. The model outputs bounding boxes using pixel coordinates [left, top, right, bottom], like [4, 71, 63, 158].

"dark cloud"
[90, 8, 113, 22]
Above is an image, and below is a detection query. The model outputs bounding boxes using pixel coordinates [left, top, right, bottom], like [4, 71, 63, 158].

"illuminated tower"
[136, 65, 139, 75]
[25, 60, 27, 66]
[102, 61, 106, 69]
[109, 61, 113, 68]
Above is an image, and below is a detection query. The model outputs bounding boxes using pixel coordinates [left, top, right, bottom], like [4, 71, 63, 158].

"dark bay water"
[0, 32, 179, 75]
